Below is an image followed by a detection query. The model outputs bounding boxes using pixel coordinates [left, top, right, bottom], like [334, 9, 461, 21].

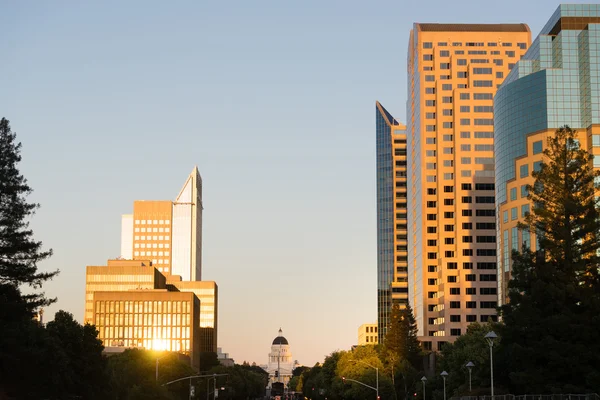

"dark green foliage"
[0, 310, 108, 399]
[384, 302, 423, 400]
[207, 364, 268, 400]
[199, 350, 220, 371]
[0, 118, 57, 316]
[499, 126, 600, 393]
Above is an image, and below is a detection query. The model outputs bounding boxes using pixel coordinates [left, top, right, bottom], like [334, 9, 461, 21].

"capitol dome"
[272, 328, 289, 345]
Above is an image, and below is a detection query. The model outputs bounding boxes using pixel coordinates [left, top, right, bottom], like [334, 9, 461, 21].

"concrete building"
[120, 167, 203, 281]
[495, 4, 600, 303]
[217, 347, 235, 367]
[167, 277, 218, 353]
[358, 323, 379, 346]
[376, 101, 409, 341]
[85, 259, 218, 369]
[267, 329, 293, 389]
[406, 23, 531, 351]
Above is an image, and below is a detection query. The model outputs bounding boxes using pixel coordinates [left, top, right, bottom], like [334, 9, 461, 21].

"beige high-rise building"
[120, 167, 203, 281]
[357, 323, 379, 346]
[406, 23, 531, 351]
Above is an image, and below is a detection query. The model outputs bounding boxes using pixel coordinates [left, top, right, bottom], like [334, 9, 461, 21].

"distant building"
[267, 329, 293, 389]
[358, 323, 378, 345]
[85, 259, 218, 370]
[217, 347, 235, 367]
[120, 167, 203, 281]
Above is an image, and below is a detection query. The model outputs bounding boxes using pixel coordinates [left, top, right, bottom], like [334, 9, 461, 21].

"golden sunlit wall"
[167, 278, 218, 353]
[93, 290, 201, 369]
[407, 23, 531, 351]
[494, 5, 600, 303]
[132, 201, 173, 275]
[375, 102, 408, 342]
[84, 260, 163, 324]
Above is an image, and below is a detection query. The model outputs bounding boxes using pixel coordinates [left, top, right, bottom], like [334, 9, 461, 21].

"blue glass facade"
[495, 4, 600, 301]
[376, 102, 407, 342]
[495, 4, 600, 204]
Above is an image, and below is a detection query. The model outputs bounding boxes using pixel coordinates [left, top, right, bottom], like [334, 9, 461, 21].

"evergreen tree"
[0, 117, 57, 316]
[384, 302, 422, 400]
[499, 126, 600, 392]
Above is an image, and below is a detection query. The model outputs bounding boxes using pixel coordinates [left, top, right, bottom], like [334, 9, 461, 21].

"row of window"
[134, 227, 171, 233]
[135, 220, 170, 225]
[423, 41, 525, 48]
[427, 274, 497, 285]
[427, 261, 497, 272]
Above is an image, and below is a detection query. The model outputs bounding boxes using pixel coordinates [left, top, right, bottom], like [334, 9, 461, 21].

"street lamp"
[465, 361, 474, 392]
[155, 353, 169, 382]
[421, 376, 427, 400]
[440, 371, 448, 400]
[349, 360, 379, 400]
[485, 331, 498, 399]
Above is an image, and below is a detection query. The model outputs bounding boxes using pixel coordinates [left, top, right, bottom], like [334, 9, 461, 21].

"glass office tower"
[407, 23, 531, 351]
[376, 101, 408, 342]
[495, 4, 600, 303]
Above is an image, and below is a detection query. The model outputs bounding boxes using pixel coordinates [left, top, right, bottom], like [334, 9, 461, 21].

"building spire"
[278, 327, 282, 336]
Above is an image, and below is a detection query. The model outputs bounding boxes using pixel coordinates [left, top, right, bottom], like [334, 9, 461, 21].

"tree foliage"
[0, 117, 57, 315]
[499, 126, 600, 393]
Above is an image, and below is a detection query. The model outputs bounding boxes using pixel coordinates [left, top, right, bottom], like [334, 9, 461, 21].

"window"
[466, 315, 477, 322]
[480, 287, 497, 295]
[466, 301, 477, 308]
[461, 131, 471, 138]
[474, 118, 494, 125]
[442, 83, 452, 90]
[440, 62, 450, 69]
[593, 135, 600, 147]
[511, 207, 518, 220]
[476, 222, 495, 230]
[462, 209, 473, 216]
[426, 125, 436, 132]
[521, 204, 530, 217]
[443, 122, 453, 129]
[428, 265, 437, 272]
[448, 276, 458, 283]
[460, 119, 471, 126]
[423, 42, 433, 49]
[445, 238, 455, 245]
[465, 274, 476, 281]
[462, 196, 472, 203]
[505, 51, 515, 57]
[473, 93, 493, 100]
[425, 75, 435, 82]
[426, 100, 436, 106]
[457, 71, 468, 78]
[444, 198, 454, 205]
[476, 196, 495, 203]
[444, 186, 454, 193]
[510, 187, 517, 201]
[462, 222, 472, 229]
[463, 262, 473, 269]
[480, 301, 498, 308]
[466, 288, 476, 295]
[461, 144, 471, 151]
[426, 201, 437, 208]
[463, 249, 474, 256]
[427, 239, 437, 246]
[460, 93, 470, 100]
[473, 67, 492, 74]
[474, 80, 493, 87]
[450, 315, 461, 322]
[443, 147, 453, 154]
[457, 59, 467, 65]
[460, 157, 472, 165]
[476, 235, 496, 243]
[447, 262, 457, 269]
[444, 212, 454, 218]
[533, 141, 543, 154]
[521, 185, 528, 198]
[442, 96, 453, 104]
[480, 274, 497, 281]
[427, 214, 437, 221]
[427, 188, 437, 195]
[496, 71, 504, 79]
[451, 329, 462, 336]
[534, 161, 542, 172]
[520, 164, 529, 178]
[423, 54, 433, 61]
[475, 157, 494, 164]
[462, 236, 473, 243]
[460, 106, 471, 112]
[440, 50, 450, 57]
[476, 209, 495, 217]
[474, 131, 493, 138]
[445, 225, 454, 232]
[427, 253, 437, 259]
[426, 137, 436, 144]
[450, 301, 460, 308]
[474, 106, 494, 113]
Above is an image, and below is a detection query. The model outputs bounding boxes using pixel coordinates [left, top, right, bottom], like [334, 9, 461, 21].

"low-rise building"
[358, 323, 378, 345]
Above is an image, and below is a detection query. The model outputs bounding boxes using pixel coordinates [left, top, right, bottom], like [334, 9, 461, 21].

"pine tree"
[499, 126, 600, 392]
[0, 117, 57, 317]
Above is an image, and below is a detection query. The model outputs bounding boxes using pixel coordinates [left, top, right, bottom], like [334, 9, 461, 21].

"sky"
[1, 0, 587, 366]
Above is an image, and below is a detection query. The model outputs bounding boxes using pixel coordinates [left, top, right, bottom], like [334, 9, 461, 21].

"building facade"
[266, 329, 293, 389]
[376, 102, 409, 342]
[495, 4, 600, 303]
[406, 23, 531, 350]
[358, 323, 379, 345]
[120, 167, 203, 281]
[167, 278, 218, 352]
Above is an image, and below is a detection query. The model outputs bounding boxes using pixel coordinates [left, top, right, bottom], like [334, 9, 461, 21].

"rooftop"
[416, 23, 530, 32]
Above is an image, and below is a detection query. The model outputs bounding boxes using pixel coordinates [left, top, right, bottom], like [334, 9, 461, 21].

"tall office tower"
[495, 4, 600, 304]
[120, 167, 203, 281]
[407, 24, 531, 351]
[376, 101, 408, 342]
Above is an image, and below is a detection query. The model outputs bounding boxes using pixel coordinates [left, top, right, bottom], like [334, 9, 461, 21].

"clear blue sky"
[1, 0, 584, 366]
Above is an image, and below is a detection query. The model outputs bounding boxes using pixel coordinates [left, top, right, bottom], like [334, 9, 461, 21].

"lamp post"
[441, 371, 448, 400]
[349, 360, 379, 400]
[155, 354, 169, 382]
[485, 331, 498, 399]
[465, 361, 474, 392]
[421, 376, 427, 400]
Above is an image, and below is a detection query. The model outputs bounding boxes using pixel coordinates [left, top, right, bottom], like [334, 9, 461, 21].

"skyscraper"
[120, 167, 203, 281]
[406, 23, 531, 351]
[495, 4, 600, 303]
[376, 101, 408, 342]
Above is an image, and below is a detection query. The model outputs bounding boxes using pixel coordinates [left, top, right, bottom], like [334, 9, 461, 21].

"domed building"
[267, 328, 294, 390]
